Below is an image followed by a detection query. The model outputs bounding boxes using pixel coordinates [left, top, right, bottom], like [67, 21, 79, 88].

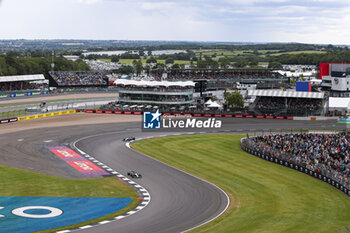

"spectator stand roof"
[248, 89, 324, 99]
[114, 79, 195, 87]
[0, 74, 45, 83]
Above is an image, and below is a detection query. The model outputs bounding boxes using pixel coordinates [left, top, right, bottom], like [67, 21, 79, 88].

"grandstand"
[248, 89, 325, 116]
[48, 71, 108, 88]
[151, 68, 289, 90]
[0, 74, 47, 93]
[110, 79, 195, 111]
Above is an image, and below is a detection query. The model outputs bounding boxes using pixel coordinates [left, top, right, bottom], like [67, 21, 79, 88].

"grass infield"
[0, 165, 140, 233]
[132, 134, 350, 233]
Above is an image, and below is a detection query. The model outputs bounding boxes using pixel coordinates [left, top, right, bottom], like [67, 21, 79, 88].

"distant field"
[0, 164, 139, 233]
[270, 50, 327, 56]
[96, 49, 326, 66]
[118, 58, 191, 65]
[133, 134, 350, 233]
[193, 49, 325, 58]
[98, 58, 112, 62]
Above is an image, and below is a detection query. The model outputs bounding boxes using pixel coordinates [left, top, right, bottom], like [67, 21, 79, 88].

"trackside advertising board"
[48, 146, 109, 176]
[18, 110, 76, 121]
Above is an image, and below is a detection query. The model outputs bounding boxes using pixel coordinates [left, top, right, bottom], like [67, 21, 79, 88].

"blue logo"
[0, 196, 131, 233]
[143, 110, 161, 129]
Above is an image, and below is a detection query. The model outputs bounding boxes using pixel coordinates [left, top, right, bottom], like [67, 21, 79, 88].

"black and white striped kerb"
[55, 143, 151, 233]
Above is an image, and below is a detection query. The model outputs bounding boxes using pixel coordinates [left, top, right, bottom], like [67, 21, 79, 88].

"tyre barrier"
[0, 117, 18, 124]
[240, 140, 350, 197]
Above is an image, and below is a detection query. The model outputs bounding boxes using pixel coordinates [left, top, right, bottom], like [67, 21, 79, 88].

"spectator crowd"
[252, 132, 350, 186]
[255, 97, 322, 115]
[0, 81, 41, 92]
[49, 71, 107, 86]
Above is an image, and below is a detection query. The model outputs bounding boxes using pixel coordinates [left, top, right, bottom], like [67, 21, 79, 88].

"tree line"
[0, 54, 89, 77]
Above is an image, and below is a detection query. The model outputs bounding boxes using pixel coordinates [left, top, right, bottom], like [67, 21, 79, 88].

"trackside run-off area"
[0, 165, 140, 233]
[132, 134, 350, 233]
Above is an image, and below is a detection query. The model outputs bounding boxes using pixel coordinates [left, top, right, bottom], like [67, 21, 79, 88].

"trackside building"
[320, 63, 350, 96]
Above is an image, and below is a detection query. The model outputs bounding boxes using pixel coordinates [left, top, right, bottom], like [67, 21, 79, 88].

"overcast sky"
[0, 0, 350, 44]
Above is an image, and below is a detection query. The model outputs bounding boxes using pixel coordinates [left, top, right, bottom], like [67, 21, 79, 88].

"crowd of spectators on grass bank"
[252, 132, 350, 186]
[151, 70, 284, 81]
[0, 81, 41, 92]
[49, 71, 107, 86]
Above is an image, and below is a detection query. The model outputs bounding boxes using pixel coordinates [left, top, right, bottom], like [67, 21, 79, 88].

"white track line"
[130, 133, 230, 233]
[57, 131, 152, 233]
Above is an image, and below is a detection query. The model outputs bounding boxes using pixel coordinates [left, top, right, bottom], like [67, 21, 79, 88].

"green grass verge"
[0, 164, 139, 233]
[0, 99, 86, 109]
[0, 109, 28, 118]
[132, 134, 350, 233]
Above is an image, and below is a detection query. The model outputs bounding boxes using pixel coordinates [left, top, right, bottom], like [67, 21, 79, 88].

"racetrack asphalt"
[0, 117, 345, 233]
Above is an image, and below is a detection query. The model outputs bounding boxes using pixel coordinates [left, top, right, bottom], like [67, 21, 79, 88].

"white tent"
[205, 99, 213, 105]
[208, 101, 222, 108]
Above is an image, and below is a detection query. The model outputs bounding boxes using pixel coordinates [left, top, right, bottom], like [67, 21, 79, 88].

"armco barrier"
[241, 138, 350, 198]
[81, 109, 317, 121]
[17, 110, 76, 121]
[0, 117, 18, 124]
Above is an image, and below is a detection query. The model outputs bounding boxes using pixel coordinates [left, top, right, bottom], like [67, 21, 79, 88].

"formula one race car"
[127, 170, 142, 178]
[123, 136, 135, 142]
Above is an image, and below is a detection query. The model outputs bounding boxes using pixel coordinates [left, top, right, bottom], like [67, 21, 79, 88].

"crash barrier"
[293, 116, 339, 121]
[0, 117, 18, 124]
[0, 91, 49, 99]
[240, 137, 350, 197]
[17, 110, 77, 121]
[80, 109, 295, 120]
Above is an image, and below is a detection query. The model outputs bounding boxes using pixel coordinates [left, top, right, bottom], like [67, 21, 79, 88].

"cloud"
[1, 0, 350, 43]
[78, 0, 102, 4]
